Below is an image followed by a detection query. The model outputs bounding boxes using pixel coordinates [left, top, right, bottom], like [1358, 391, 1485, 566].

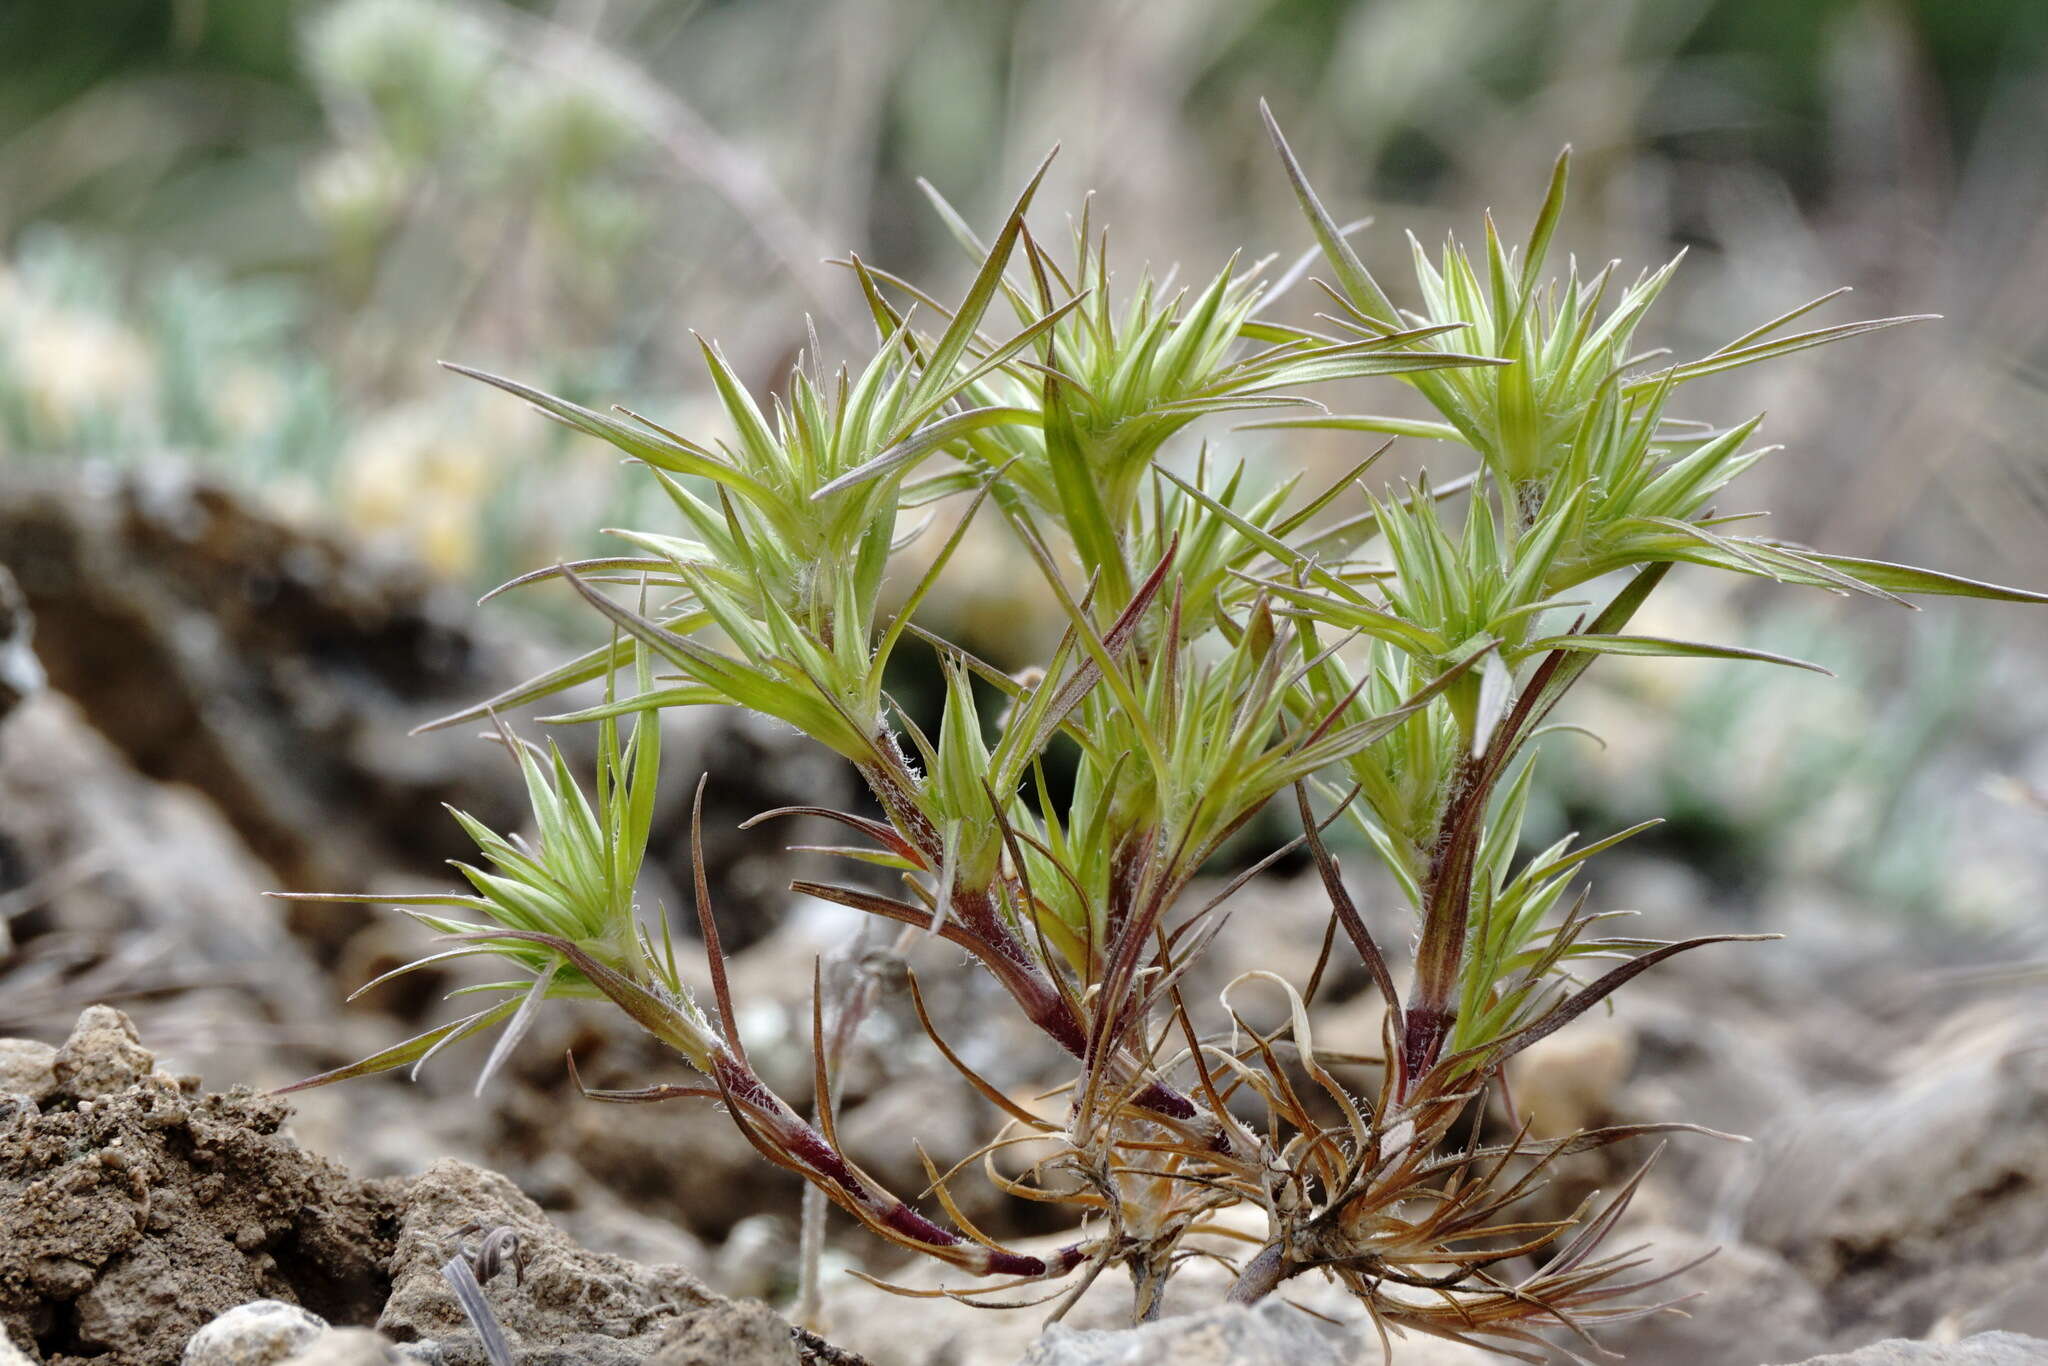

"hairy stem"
[1130, 1260, 1170, 1323]
[798, 923, 916, 1325]
[796, 1184, 826, 1325]
[1405, 753, 1484, 1089]
[714, 1049, 1080, 1277]
[1226, 1242, 1291, 1306]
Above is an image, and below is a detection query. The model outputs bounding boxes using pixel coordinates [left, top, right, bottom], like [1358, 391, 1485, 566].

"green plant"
[280, 105, 2045, 1358]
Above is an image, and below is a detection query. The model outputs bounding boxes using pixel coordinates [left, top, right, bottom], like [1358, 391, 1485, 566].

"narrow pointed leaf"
[1786, 551, 2048, 604]
[1523, 633, 1833, 676]
[274, 998, 523, 1093]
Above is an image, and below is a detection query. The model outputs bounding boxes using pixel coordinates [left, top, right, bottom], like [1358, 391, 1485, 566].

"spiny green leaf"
[1626, 314, 1935, 392]
[1785, 551, 2048, 605]
[274, 997, 523, 1093]
[812, 406, 1035, 500]
[1524, 632, 1833, 675]
[444, 362, 778, 507]
[905, 146, 1058, 420]
[1261, 100, 1397, 325]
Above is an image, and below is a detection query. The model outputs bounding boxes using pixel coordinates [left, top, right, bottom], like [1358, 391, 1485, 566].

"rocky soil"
[0, 1007, 795, 1366]
[4, 469, 2048, 1365]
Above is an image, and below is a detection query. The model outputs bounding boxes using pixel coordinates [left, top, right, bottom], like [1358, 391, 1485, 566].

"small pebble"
[183, 1299, 329, 1366]
[52, 1006, 156, 1100]
[278, 1328, 407, 1366]
[0, 1038, 56, 1103]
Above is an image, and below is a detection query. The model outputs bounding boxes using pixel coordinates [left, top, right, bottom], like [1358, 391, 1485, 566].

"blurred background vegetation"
[4, 0, 2045, 924]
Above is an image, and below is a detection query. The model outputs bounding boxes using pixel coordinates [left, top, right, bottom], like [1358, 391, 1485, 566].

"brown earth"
[0, 1008, 398, 1365]
[0, 1007, 800, 1366]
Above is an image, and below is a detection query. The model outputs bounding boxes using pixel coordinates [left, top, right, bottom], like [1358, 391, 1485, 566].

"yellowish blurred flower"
[211, 365, 288, 442]
[339, 405, 494, 577]
[5, 303, 155, 437]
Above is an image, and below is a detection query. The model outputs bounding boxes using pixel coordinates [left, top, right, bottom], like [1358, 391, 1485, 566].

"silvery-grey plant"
[280, 104, 2045, 1360]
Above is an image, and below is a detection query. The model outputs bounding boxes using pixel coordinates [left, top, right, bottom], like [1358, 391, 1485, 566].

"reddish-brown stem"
[709, 1047, 1082, 1278]
[1407, 753, 1482, 1071]
[1397, 579, 1663, 1095]
[851, 759, 1211, 1134]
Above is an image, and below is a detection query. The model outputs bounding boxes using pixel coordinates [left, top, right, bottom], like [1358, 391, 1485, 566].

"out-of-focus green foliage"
[0, 229, 341, 488]
[1539, 599, 2014, 922]
[6, 0, 2045, 606]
